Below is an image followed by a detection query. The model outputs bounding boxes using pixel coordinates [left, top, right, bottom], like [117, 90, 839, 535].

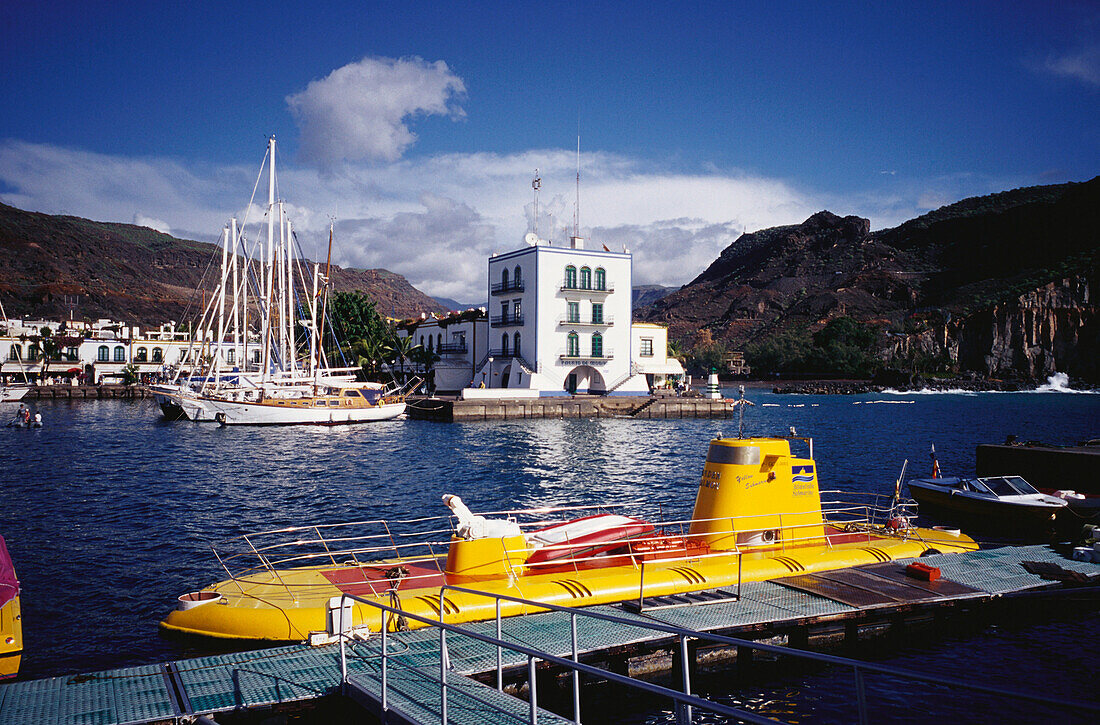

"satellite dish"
[524, 232, 539, 246]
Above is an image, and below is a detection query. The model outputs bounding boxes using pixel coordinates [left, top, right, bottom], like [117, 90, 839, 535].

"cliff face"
[881, 276, 1097, 380]
[0, 202, 444, 324]
[955, 277, 1096, 379]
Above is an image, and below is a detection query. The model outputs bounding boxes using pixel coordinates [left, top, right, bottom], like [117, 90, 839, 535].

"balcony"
[559, 348, 614, 363]
[490, 314, 525, 328]
[560, 283, 613, 295]
[490, 280, 525, 295]
[436, 342, 468, 355]
[558, 315, 613, 327]
[487, 348, 524, 359]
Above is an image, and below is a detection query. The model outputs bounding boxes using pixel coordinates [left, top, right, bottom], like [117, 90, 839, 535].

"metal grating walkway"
[0, 664, 178, 725]
[0, 544, 1095, 724]
[342, 646, 572, 725]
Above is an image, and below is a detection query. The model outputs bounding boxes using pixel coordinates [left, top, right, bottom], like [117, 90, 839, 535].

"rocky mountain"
[433, 296, 482, 312]
[639, 178, 1099, 380]
[0, 202, 445, 325]
[632, 284, 675, 310]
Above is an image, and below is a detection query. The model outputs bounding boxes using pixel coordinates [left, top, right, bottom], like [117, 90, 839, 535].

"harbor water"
[1, 386, 1097, 722]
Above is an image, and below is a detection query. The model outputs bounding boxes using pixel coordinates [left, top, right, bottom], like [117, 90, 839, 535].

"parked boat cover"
[0, 536, 18, 609]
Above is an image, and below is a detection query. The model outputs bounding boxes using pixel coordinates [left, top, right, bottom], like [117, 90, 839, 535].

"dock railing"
[335, 589, 778, 725]
[336, 584, 1100, 725]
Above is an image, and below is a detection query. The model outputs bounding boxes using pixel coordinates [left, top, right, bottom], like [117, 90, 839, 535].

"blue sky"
[2, 1, 1098, 301]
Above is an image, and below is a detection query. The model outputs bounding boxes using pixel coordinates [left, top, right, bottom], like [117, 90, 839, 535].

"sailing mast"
[215, 224, 229, 380]
[261, 137, 276, 381]
[285, 216, 295, 375]
[230, 218, 240, 370]
[317, 221, 335, 387]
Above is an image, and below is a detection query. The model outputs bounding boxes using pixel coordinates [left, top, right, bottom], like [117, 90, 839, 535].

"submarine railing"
[211, 496, 925, 600]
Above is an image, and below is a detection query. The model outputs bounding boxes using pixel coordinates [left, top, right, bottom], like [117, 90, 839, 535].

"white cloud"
[12, 139, 1008, 303]
[1043, 44, 1100, 87]
[132, 214, 171, 234]
[286, 56, 466, 168]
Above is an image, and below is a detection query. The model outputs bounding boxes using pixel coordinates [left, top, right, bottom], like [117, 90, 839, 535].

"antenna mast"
[573, 134, 580, 238]
[532, 169, 541, 238]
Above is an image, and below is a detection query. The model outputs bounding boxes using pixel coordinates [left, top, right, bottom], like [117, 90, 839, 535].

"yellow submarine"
[0, 536, 22, 680]
[161, 435, 977, 642]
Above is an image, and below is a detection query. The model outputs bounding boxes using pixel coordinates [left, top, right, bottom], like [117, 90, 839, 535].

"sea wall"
[407, 395, 736, 422]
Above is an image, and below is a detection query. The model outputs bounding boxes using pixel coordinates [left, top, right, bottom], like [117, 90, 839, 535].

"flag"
[930, 443, 940, 478]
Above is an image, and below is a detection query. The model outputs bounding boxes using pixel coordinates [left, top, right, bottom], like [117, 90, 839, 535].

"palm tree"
[388, 334, 422, 382]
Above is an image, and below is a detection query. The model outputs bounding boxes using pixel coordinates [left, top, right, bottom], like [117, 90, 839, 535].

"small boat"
[161, 434, 978, 643]
[0, 386, 28, 403]
[0, 536, 22, 680]
[907, 475, 1067, 530]
[0, 302, 31, 403]
[1042, 489, 1100, 530]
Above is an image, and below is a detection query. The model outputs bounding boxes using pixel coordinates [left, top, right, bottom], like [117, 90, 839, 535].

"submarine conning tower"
[689, 437, 826, 551]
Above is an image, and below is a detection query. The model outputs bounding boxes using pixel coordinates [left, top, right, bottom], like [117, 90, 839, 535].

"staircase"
[604, 362, 642, 394]
[628, 396, 659, 417]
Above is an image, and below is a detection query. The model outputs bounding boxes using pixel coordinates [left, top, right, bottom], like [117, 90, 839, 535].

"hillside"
[0, 202, 445, 325]
[639, 177, 1100, 380]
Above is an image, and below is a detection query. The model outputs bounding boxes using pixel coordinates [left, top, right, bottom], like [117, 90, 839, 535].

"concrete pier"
[406, 394, 736, 422]
[23, 384, 150, 400]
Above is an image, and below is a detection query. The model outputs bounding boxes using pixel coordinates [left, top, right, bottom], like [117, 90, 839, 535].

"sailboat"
[152, 137, 407, 425]
[0, 302, 30, 403]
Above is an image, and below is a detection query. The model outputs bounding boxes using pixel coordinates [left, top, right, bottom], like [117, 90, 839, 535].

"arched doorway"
[564, 365, 606, 395]
[501, 364, 511, 388]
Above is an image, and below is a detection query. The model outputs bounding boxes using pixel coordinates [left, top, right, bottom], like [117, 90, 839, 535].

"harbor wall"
[23, 384, 150, 400]
[407, 394, 735, 422]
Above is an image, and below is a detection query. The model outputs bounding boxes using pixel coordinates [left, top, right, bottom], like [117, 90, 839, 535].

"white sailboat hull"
[0, 387, 29, 403]
[205, 398, 406, 426]
[150, 385, 218, 422]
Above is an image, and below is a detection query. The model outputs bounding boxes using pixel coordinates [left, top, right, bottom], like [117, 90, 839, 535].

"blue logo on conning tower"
[791, 465, 815, 483]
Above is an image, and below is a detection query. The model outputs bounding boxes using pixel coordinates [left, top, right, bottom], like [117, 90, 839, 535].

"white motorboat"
[908, 475, 1067, 529]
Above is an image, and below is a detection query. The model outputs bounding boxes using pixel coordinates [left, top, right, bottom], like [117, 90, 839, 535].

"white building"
[401, 309, 489, 393]
[0, 320, 263, 383]
[631, 323, 686, 390]
[402, 235, 683, 397]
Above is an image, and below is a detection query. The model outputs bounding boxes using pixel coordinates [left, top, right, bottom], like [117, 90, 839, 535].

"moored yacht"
[154, 137, 406, 425]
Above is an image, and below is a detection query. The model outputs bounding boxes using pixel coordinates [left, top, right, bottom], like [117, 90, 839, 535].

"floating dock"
[1, 544, 1097, 724]
[406, 394, 736, 422]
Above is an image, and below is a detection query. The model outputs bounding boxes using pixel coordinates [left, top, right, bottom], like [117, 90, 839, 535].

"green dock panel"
[342, 647, 573, 725]
[172, 645, 341, 714]
[0, 664, 177, 725]
[902, 544, 1100, 595]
